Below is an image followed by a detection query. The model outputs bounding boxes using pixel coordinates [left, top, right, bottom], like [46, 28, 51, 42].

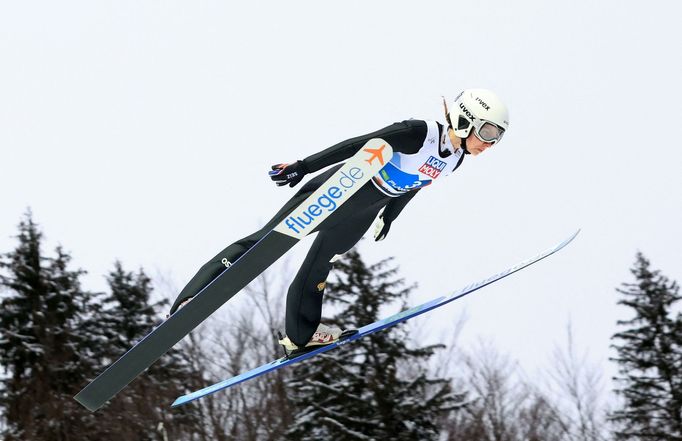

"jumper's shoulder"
[391, 119, 428, 135]
[392, 119, 446, 142]
[378, 119, 431, 154]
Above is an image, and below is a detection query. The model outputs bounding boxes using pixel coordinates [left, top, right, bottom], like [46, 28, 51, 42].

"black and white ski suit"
[170, 119, 467, 346]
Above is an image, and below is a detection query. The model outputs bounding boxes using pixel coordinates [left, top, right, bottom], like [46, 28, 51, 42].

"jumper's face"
[465, 132, 494, 156]
[447, 127, 494, 156]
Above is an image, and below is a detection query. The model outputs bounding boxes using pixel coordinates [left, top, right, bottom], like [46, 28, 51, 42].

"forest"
[1, 211, 681, 441]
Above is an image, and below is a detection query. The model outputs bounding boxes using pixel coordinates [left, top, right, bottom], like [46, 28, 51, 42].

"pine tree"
[0, 212, 203, 440]
[285, 248, 464, 441]
[93, 261, 202, 439]
[609, 252, 682, 440]
[0, 211, 102, 440]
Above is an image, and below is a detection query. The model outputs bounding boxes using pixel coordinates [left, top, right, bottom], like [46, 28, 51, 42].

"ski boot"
[278, 323, 358, 359]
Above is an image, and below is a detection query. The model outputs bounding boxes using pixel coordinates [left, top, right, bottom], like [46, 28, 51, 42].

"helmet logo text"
[459, 102, 475, 121]
[475, 97, 490, 111]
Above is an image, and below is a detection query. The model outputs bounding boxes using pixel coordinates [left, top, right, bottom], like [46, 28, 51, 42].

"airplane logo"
[363, 144, 387, 166]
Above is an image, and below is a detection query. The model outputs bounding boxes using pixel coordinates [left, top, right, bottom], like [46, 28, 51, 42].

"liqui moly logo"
[419, 156, 447, 179]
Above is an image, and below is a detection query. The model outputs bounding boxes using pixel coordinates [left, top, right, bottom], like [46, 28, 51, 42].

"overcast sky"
[2, 0, 681, 387]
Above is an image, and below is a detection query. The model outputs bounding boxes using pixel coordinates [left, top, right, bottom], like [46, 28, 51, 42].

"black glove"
[269, 160, 308, 188]
[374, 214, 392, 241]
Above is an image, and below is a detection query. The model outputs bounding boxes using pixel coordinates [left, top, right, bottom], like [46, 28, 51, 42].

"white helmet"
[446, 89, 509, 146]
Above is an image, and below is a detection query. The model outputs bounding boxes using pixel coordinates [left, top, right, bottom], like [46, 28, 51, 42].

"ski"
[171, 229, 580, 408]
[74, 139, 394, 412]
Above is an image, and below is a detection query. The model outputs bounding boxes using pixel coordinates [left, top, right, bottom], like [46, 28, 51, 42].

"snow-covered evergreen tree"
[0, 211, 101, 440]
[285, 248, 464, 441]
[0, 212, 203, 440]
[93, 261, 202, 439]
[609, 252, 682, 440]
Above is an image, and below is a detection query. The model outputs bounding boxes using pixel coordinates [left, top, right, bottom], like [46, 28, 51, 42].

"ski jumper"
[170, 119, 466, 346]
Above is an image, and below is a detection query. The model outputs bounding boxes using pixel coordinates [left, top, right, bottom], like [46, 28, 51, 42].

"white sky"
[2, 0, 681, 387]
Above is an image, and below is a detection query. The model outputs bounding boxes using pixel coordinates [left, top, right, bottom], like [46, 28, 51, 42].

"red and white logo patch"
[419, 156, 447, 179]
[311, 332, 334, 344]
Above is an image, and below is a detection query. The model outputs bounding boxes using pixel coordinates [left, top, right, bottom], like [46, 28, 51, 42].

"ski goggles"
[473, 120, 505, 144]
[448, 114, 505, 145]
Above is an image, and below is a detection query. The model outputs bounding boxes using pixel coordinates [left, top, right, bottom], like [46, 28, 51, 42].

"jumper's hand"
[269, 161, 308, 188]
[374, 213, 391, 241]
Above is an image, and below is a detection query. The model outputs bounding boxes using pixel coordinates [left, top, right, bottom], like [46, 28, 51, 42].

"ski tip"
[554, 229, 581, 251]
[566, 228, 581, 244]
